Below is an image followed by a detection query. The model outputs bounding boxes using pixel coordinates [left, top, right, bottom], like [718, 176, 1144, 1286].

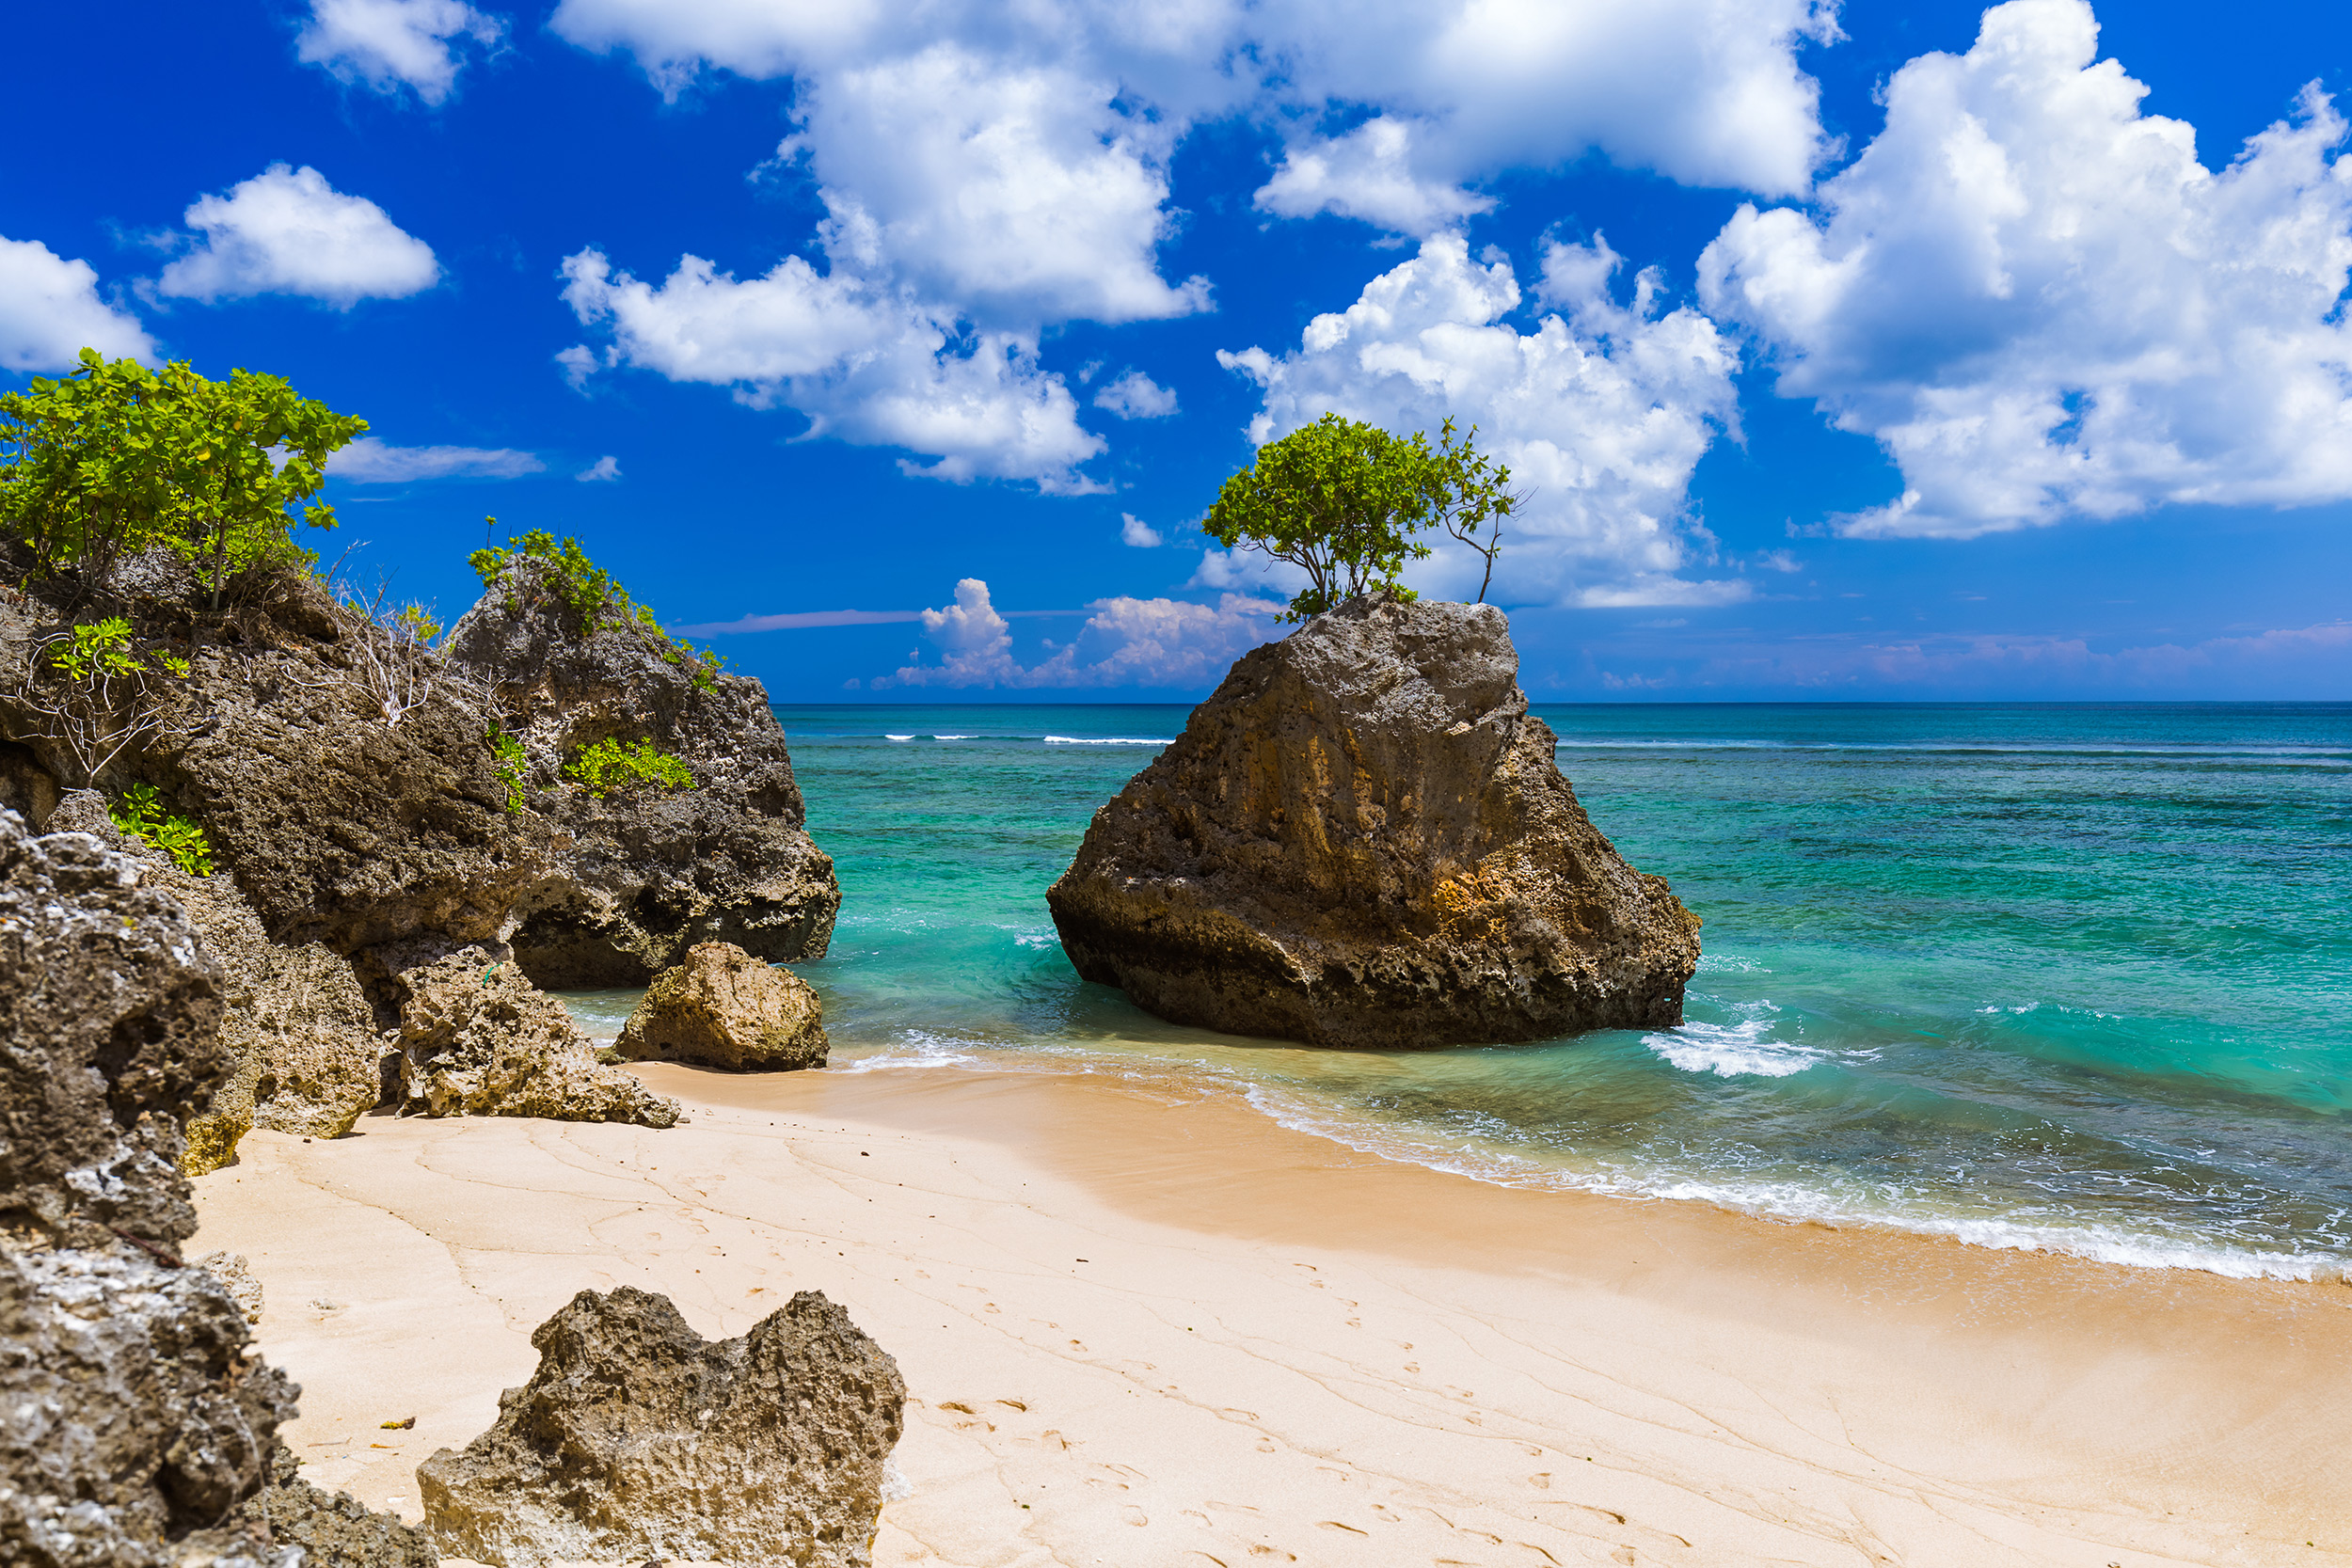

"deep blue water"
[565, 702, 2352, 1279]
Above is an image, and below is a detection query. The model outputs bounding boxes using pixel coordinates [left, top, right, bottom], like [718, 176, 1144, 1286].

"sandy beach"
[188, 1061, 2352, 1568]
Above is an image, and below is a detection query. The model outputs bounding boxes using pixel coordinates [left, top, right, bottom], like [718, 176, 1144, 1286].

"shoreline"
[191, 1060, 2352, 1566]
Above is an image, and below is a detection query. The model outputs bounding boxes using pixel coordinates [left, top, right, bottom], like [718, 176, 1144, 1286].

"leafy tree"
[0, 348, 367, 604]
[1202, 413, 1519, 621]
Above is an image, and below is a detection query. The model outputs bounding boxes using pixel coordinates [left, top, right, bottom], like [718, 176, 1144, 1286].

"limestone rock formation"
[616, 941, 829, 1070]
[246, 1442, 437, 1568]
[34, 789, 390, 1175]
[0, 808, 294, 1567]
[1047, 596, 1701, 1049]
[418, 1286, 906, 1568]
[389, 947, 678, 1127]
[445, 553, 840, 987]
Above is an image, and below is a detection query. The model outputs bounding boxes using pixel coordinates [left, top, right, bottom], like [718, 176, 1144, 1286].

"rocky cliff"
[0, 543, 815, 1161]
[1047, 595, 1701, 1049]
[445, 553, 839, 987]
[0, 806, 426, 1568]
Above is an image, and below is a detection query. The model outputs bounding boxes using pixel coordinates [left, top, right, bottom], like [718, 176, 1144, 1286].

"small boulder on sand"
[616, 940, 829, 1070]
[418, 1285, 905, 1568]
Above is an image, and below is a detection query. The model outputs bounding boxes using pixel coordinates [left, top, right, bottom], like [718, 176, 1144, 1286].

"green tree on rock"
[1202, 413, 1518, 622]
[0, 348, 366, 603]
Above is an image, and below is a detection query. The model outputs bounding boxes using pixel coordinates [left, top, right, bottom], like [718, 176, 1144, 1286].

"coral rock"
[418, 1286, 905, 1568]
[391, 947, 678, 1128]
[445, 554, 840, 987]
[246, 1441, 436, 1568]
[1046, 596, 1702, 1049]
[616, 941, 829, 1070]
[0, 808, 299, 1568]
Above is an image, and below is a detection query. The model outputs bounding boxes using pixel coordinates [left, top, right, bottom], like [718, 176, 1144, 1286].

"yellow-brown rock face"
[1047, 595, 1701, 1049]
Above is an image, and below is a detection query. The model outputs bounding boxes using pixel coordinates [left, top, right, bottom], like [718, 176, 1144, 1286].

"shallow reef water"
[562, 701, 2352, 1281]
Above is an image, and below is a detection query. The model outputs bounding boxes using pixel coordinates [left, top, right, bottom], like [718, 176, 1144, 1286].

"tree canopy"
[1201, 413, 1518, 622]
[0, 347, 367, 603]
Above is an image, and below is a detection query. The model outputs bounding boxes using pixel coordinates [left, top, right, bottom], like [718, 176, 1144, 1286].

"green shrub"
[0, 349, 364, 600]
[488, 729, 528, 816]
[564, 736, 694, 800]
[110, 784, 214, 876]
[50, 617, 145, 681]
[469, 527, 725, 691]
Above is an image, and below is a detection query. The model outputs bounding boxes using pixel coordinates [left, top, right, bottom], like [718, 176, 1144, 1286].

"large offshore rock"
[615, 941, 829, 1070]
[445, 554, 840, 987]
[418, 1286, 906, 1568]
[1047, 595, 1701, 1049]
[0, 808, 300, 1567]
[389, 946, 679, 1128]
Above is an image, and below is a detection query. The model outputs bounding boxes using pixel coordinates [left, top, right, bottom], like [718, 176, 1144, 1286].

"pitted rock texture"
[390, 947, 678, 1128]
[616, 941, 829, 1070]
[1047, 596, 1701, 1049]
[34, 789, 386, 1176]
[445, 555, 839, 987]
[246, 1442, 437, 1568]
[0, 808, 304, 1568]
[418, 1286, 905, 1568]
[0, 810, 225, 1248]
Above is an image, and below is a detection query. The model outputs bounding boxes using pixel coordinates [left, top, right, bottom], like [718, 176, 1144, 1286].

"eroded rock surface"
[445, 554, 839, 987]
[419, 1286, 904, 1568]
[1047, 596, 1701, 1049]
[0, 808, 325, 1568]
[390, 947, 678, 1127]
[247, 1442, 437, 1568]
[616, 941, 829, 1070]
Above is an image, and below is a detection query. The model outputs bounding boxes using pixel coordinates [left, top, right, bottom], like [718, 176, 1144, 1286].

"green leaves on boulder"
[564, 737, 694, 800]
[110, 783, 215, 877]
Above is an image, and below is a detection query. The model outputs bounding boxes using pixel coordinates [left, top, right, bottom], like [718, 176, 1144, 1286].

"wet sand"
[189, 1062, 2352, 1567]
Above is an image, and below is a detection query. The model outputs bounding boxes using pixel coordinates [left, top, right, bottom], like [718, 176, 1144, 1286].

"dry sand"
[189, 1061, 2352, 1567]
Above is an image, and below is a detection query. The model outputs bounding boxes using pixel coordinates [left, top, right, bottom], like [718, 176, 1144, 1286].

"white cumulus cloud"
[1120, 513, 1165, 546]
[296, 0, 504, 105]
[543, 0, 1839, 486]
[1699, 0, 2352, 538]
[154, 165, 439, 308]
[876, 578, 1281, 688]
[1219, 232, 1744, 608]
[0, 235, 154, 372]
[329, 436, 544, 482]
[1094, 369, 1178, 420]
[559, 248, 1104, 491]
[576, 454, 622, 482]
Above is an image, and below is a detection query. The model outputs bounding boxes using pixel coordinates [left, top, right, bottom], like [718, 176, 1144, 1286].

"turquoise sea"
[566, 702, 2352, 1281]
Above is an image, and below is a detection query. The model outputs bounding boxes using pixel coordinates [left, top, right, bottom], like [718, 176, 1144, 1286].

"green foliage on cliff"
[1203, 414, 1518, 620]
[110, 784, 215, 877]
[488, 728, 529, 816]
[49, 617, 145, 681]
[0, 348, 366, 602]
[469, 527, 724, 691]
[564, 736, 694, 800]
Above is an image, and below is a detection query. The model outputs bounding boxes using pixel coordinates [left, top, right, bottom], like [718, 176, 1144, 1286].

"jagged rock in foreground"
[0, 808, 405, 1567]
[419, 1286, 905, 1568]
[247, 1442, 437, 1568]
[389, 947, 678, 1127]
[446, 554, 841, 987]
[615, 940, 830, 1070]
[1047, 596, 1702, 1049]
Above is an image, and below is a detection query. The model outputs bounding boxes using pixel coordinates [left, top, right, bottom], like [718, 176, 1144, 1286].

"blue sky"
[8, 0, 2348, 700]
